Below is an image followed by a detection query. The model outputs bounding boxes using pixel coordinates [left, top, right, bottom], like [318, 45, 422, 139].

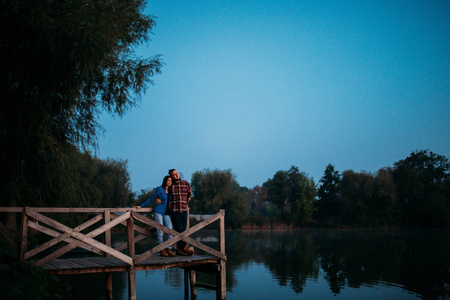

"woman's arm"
[139, 187, 162, 208]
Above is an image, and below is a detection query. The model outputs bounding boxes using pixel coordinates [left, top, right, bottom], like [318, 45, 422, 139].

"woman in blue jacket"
[136, 175, 176, 257]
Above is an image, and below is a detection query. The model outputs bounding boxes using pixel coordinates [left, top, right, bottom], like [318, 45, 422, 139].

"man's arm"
[186, 181, 192, 203]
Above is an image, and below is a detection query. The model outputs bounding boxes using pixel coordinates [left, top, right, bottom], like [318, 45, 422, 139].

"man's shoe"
[160, 249, 168, 257]
[166, 248, 176, 257]
[176, 247, 187, 256]
[183, 246, 194, 256]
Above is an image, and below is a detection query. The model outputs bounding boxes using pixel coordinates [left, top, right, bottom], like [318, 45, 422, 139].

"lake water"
[65, 228, 450, 299]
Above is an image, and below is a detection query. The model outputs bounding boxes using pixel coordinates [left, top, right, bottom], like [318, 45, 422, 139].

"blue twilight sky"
[97, 0, 450, 193]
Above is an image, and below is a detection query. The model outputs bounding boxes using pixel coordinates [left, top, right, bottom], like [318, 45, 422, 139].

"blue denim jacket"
[140, 186, 169, 215]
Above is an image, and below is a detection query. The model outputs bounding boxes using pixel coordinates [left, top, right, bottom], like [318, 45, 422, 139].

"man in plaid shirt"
[168, 169, 194, 256]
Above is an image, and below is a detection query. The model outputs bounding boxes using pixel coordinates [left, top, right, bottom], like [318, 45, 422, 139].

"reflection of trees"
[225, 229, 450, 299]
[100, 229, 449, 299]
[224, 230, 259, 290]
[317, 233, 347, 294]
[265, 231, 320, 293]
[314, 229, 450, 299]
[225, 230, 321, 293]
[392, 230, 450, 299]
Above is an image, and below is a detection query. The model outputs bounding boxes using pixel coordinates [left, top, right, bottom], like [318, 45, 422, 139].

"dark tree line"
[179, 150, 450, 228]
[249, 150, 448, 228]
[310, 150, 449, 228]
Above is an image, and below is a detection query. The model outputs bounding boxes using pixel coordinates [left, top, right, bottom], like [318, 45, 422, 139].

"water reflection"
[226, 229, 450, 299]
[64, 229, 450, 299]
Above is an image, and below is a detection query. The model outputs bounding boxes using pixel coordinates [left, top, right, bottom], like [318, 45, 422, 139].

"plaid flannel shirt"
[169, 180, 191, 213]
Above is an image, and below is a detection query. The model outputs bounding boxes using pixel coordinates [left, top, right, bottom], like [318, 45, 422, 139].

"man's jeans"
[170, 211, 188, 250]
[154, 213, 173, 249]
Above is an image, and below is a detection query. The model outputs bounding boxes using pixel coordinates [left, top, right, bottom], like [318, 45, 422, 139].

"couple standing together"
[136, 169, 194, 257]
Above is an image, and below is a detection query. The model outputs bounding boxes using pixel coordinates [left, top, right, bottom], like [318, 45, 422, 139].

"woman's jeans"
[154, 213, 173, 249]
[170, 211, 188, 250]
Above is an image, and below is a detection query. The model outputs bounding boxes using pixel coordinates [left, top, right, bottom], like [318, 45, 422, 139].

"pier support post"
[127, 214, 136, 300]
[128, 266, 136, 300]
[104, 210, 113, 300]
[105, 272, 113, 300]
[184, 269, 189, 300]
[217, 260, 226, 300]
[218, 209, 226, 299]
[190, 269, 197, 298]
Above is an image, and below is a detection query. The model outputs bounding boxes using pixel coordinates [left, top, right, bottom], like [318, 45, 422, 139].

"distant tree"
[287, 166, 302, 212]
[393, 150, 450, 227]
[286, 166, 316, 225]
[225, 182, 250, 229]
[263, 171, 289, 217]
[0, 0, 162, 227]
[337, 169, 401, 227]
[339, 170, 375, 226]
[373, 168, 397, 223]
[316, 164, 341, 224]
[191, 169, 233, 213]
[190, 169, 248, 228]
[248, 185, 268, 216]
[263, 167, 316, 225]
[92, 158, 133, 208]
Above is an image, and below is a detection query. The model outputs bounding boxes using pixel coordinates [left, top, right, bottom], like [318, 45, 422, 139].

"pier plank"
[41, 254, 217, 274]
[75, 257, 103, 268]
[82, 257, 112, 268]
[42, 261, 59, 270]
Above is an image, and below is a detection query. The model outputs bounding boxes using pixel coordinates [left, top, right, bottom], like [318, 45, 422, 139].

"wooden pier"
[0, 207, 227, 299]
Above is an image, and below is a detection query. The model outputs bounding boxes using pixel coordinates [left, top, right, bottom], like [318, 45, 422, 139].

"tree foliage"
[393, 150, 450, 227]
[339, 170, 375, 225]
[373, 168, 397, 222]
[190, 169, 249, 228]
[248, 185, 268, 216]
[263, 170, 289, 216]
[316, 168, 398, 227]
[0, 0, 161, 209]
[316, 164, 341, 225]
[263, 166, 316, 225]
[287, 166, 317, 225]
[92, 158, 133, 208]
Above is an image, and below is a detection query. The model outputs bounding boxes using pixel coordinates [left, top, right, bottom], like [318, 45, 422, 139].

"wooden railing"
[0, 207, 227, 266]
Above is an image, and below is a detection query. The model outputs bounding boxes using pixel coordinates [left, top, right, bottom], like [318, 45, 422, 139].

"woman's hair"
[162, 175, 171, 187]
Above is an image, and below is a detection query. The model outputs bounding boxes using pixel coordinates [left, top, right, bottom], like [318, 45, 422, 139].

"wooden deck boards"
[43, 254, 218, 275]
